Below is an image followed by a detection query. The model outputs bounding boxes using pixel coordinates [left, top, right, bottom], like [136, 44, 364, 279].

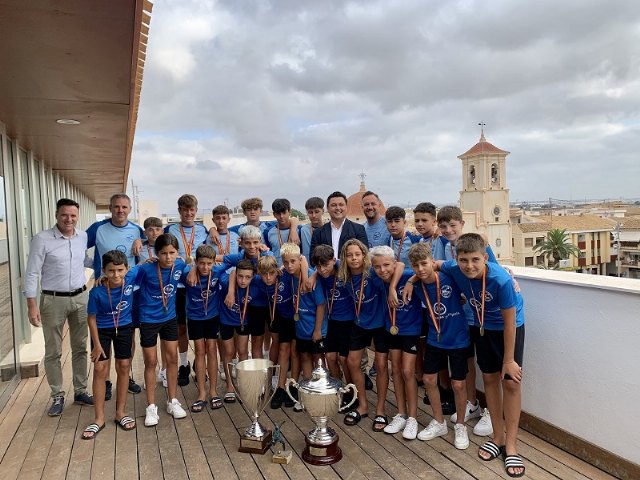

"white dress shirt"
[330, 219, 346, 259]
[23, 226, 88, 298]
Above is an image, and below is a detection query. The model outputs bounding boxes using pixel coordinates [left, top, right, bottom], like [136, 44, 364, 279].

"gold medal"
[294, 313, 300, 321]
[186, 255, 193, 264]
[480, 326, 485, 336]
[390, 325, 399, 335]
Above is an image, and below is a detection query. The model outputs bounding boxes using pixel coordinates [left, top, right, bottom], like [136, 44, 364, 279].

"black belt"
[42, 285, 87, 297]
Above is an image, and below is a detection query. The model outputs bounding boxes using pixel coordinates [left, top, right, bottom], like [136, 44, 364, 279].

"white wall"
[511, 266, 640, 464]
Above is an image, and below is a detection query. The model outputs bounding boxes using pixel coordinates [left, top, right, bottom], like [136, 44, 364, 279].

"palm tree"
[533, 228, 581, 269]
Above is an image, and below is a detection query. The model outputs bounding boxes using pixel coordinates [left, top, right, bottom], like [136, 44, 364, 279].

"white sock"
[179, 352, 189, 367]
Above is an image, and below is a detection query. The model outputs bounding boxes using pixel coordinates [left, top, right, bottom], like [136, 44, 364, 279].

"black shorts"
[187, 316, 220, 341]
[420, 308, 429, 338]
[349, 325, 389, 353]
[219, 323, 251, 341]
[140, 318, 179, 348]
[423, 345, 469, 381]
[247, 305, 267, 337]
[325, 320, 354, 357]
[271, 314, 296, 343]
[473, 325, 525, 375]
[176, 288, 187, 325]
[388, 333, 420, 355]
[131, 290, 141, 328]
[465, 328, 476, 359]
[296, 338, 326, 354]
[92, 325, 134, 360]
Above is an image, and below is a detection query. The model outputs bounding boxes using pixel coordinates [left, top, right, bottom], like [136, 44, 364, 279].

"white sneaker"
[167, 398, 187, 419]
[417, 419, 448, 441]
[231, 358, 238, 379]
[454, 423, 470, 449]
[293, 401, 303, 412]
[383, 414, 407, 434]
[450, 400, 482, 423]
[157, 369, 167, 388]
[219, 362, 226, 381]
[145, 404, 159, 427]
[402, 417, 418, 440]
[473, 408, 493, 436]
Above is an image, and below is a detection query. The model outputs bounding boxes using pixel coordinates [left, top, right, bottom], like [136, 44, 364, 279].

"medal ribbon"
[350, 274, 365, 322]
[469, 268, 487, 332]
[199, 270, 212, 317]
[107, 283, 125, 335]
[386, 293, 397, 332]
[267, 284, 278, 326]
[146, 244, 154, 260]
[157, 262, 176, 313]
[326, 275, 338, 318]
[421, 273, 442, 340]
[394, 232, 407, 262]
[236, 284, 250, 329]
[291, 274, 301, 317]
[214, 233, 231, 255]
[180, 224, 196, 259]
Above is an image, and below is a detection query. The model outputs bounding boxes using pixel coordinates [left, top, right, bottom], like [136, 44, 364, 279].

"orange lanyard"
[157, 263, 175, 313]
[393, 232, 407, 261]
[214, 233, 231, 255]
[469, 268, 487, 335]
[387, 293, 398, 335]
[236, 285, 250, 330]
[180, 224, 196, 259]
[267, 284, 278, 327]
[276, 226, 287, 246]
[146, 244, 154, 259]
[326, 275, 337, 318]
[422, 273, 442, 342]
[291, 273, 301, 320]
[199, 270, 212, 317]
[106, 284, 124, 335]
[350, 274, 365, 324]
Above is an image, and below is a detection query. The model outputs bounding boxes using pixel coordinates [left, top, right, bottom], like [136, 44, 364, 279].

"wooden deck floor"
[0, 329, 615, 480]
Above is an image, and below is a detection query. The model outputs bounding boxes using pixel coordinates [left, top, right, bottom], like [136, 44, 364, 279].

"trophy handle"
[339, 383, 358, 410]
[284, 378, 299, 405]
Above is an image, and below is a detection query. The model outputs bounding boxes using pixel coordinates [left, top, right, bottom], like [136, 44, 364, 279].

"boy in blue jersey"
[311, 245, 354, 382]
[440, 234, 525, 477]
[135, 233, 188, 426]
[227, 197, 301, 245]
[218, 259, 261, 403]
[206, 205, 240, 256]
[138, 217, 163, 263]
[370, 246, 423, 440]
[264, 198, 294, 266]
[412, 202, 445, 260]
[83, 250, 137, 439]
[385, 206, 414, 265]
[165, 194, 209, 387]
[407, 243, 471, 450]
[182, 245, 226, 412]
[300, 197, 325, 262]
[280, 243, 326, 380]
[256, 256, 282, 363]
[222, 225, 274, 267]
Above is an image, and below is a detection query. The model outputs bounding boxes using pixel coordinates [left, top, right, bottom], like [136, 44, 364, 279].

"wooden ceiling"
[0, 0, 151, 209]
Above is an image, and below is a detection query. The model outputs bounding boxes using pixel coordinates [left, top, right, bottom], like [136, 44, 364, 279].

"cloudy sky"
[130, 0, 640, 214]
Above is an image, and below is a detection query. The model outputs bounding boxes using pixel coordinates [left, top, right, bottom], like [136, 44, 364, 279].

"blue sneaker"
[74, 392, 94, 406]
[48, 395, 65, 416]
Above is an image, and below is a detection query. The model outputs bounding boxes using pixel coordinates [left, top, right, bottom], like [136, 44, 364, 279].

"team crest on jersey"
[469, 298, 481, 309]
[331, 289, 340, 299]
[373, 232, 381, 240]
[116, 244, 126, 253]
[278, 281, 285, 292]
[126, 234, 134, 242]
[434, 302, 446, 316]
[164, 284, 175, 295]
[201, 291, 210, 299]
[116, 301, 129, 312]
[440, 285, 452, 299]
[336, 278, 345, 288]
[173, 270, 182, 280]
[123, 285, 133, 296]
[396, 287, 406, 309]
[484, 292, 493, 302]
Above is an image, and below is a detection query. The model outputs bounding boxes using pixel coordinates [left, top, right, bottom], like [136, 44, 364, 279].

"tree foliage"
[533, 228, 581, 268]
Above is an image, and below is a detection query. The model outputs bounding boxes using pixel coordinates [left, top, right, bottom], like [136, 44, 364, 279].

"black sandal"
[81, 423, 105, 440]
[223, 392, 237, 403]
[504, 453, 526, 478]
[190, 400, 207, 413]
[209, 396, 223, 410]
[114, 416, 136, 431]
[372, 415, 388, 432]
[344, 410, 368, 426]
[478, 441, 505, 461]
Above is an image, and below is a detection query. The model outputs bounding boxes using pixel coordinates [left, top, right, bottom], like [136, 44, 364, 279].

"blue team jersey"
[181, 265, 225, 321]
[282, 269, 326, 340]
[318, 268, 355, 322]
[364, 217, 391, 248]
[440, 260, 524, 331]
[137, 241, 156, 263]
[222, 251, 274, 269]
[87, 270, 138, 329]
[229, 221, 276, 237]
[87, 219, 144, 278]
[298, 224, 318, 262]
[205, 231, 240, 256]
[345, 268, 385, 329]
[413, 271, 470, 349]
[443, 239, 498, 263]
[164, 223, 209, 260]
[135, 259, 186, 323]
[218, 273, 260, 327]
[263, 225, 291, 266]
[407, 234, 446, 261]
[381, 270, 422, 336]
[389, 232, 414, 265]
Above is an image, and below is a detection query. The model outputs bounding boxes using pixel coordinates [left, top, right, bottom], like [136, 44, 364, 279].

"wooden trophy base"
[302, 434, 343, 466]
[238, 430, 272, 455]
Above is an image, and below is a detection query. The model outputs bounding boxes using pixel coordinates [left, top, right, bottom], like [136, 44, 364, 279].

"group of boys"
[80, 189, 526, 478]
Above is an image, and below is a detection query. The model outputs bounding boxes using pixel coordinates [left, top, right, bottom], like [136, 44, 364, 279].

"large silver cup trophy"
[231, 359, 280, 454]
[286, 358, 357, 465]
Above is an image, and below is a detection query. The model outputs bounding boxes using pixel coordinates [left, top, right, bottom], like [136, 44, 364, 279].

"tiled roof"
[516, 222, 552, 233]
[620, 216, 640, 229]
[458, 133, 509, 158]
[515, 214, 616, 233]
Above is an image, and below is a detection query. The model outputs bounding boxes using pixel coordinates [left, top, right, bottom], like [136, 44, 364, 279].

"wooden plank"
[143, 0, 153, 14]
[0, 379, 27, 425]
[153, 378, 189, 480]
[0, 378, 38, 458]
[113, 381, 139, 479]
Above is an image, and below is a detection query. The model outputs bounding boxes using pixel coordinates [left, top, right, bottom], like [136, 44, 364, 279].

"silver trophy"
[231, 358, 280, 454]
[286, 358, 357, 465]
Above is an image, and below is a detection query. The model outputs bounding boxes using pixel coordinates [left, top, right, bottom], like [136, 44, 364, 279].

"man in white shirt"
[24, 198, 93, 416]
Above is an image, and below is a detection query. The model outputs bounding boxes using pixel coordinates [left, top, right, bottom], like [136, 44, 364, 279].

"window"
[536, 256, 545, 266]
[525, 256, 534, 266]
[536, 237, 544, 245]
[579, 251, 586, 258]
[469, 165, 476, 186]
[495, 238, 502, 247]
[525, 238, 534, 248]
[578, 234, 586, 242]
[491, 163, 499, 184]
